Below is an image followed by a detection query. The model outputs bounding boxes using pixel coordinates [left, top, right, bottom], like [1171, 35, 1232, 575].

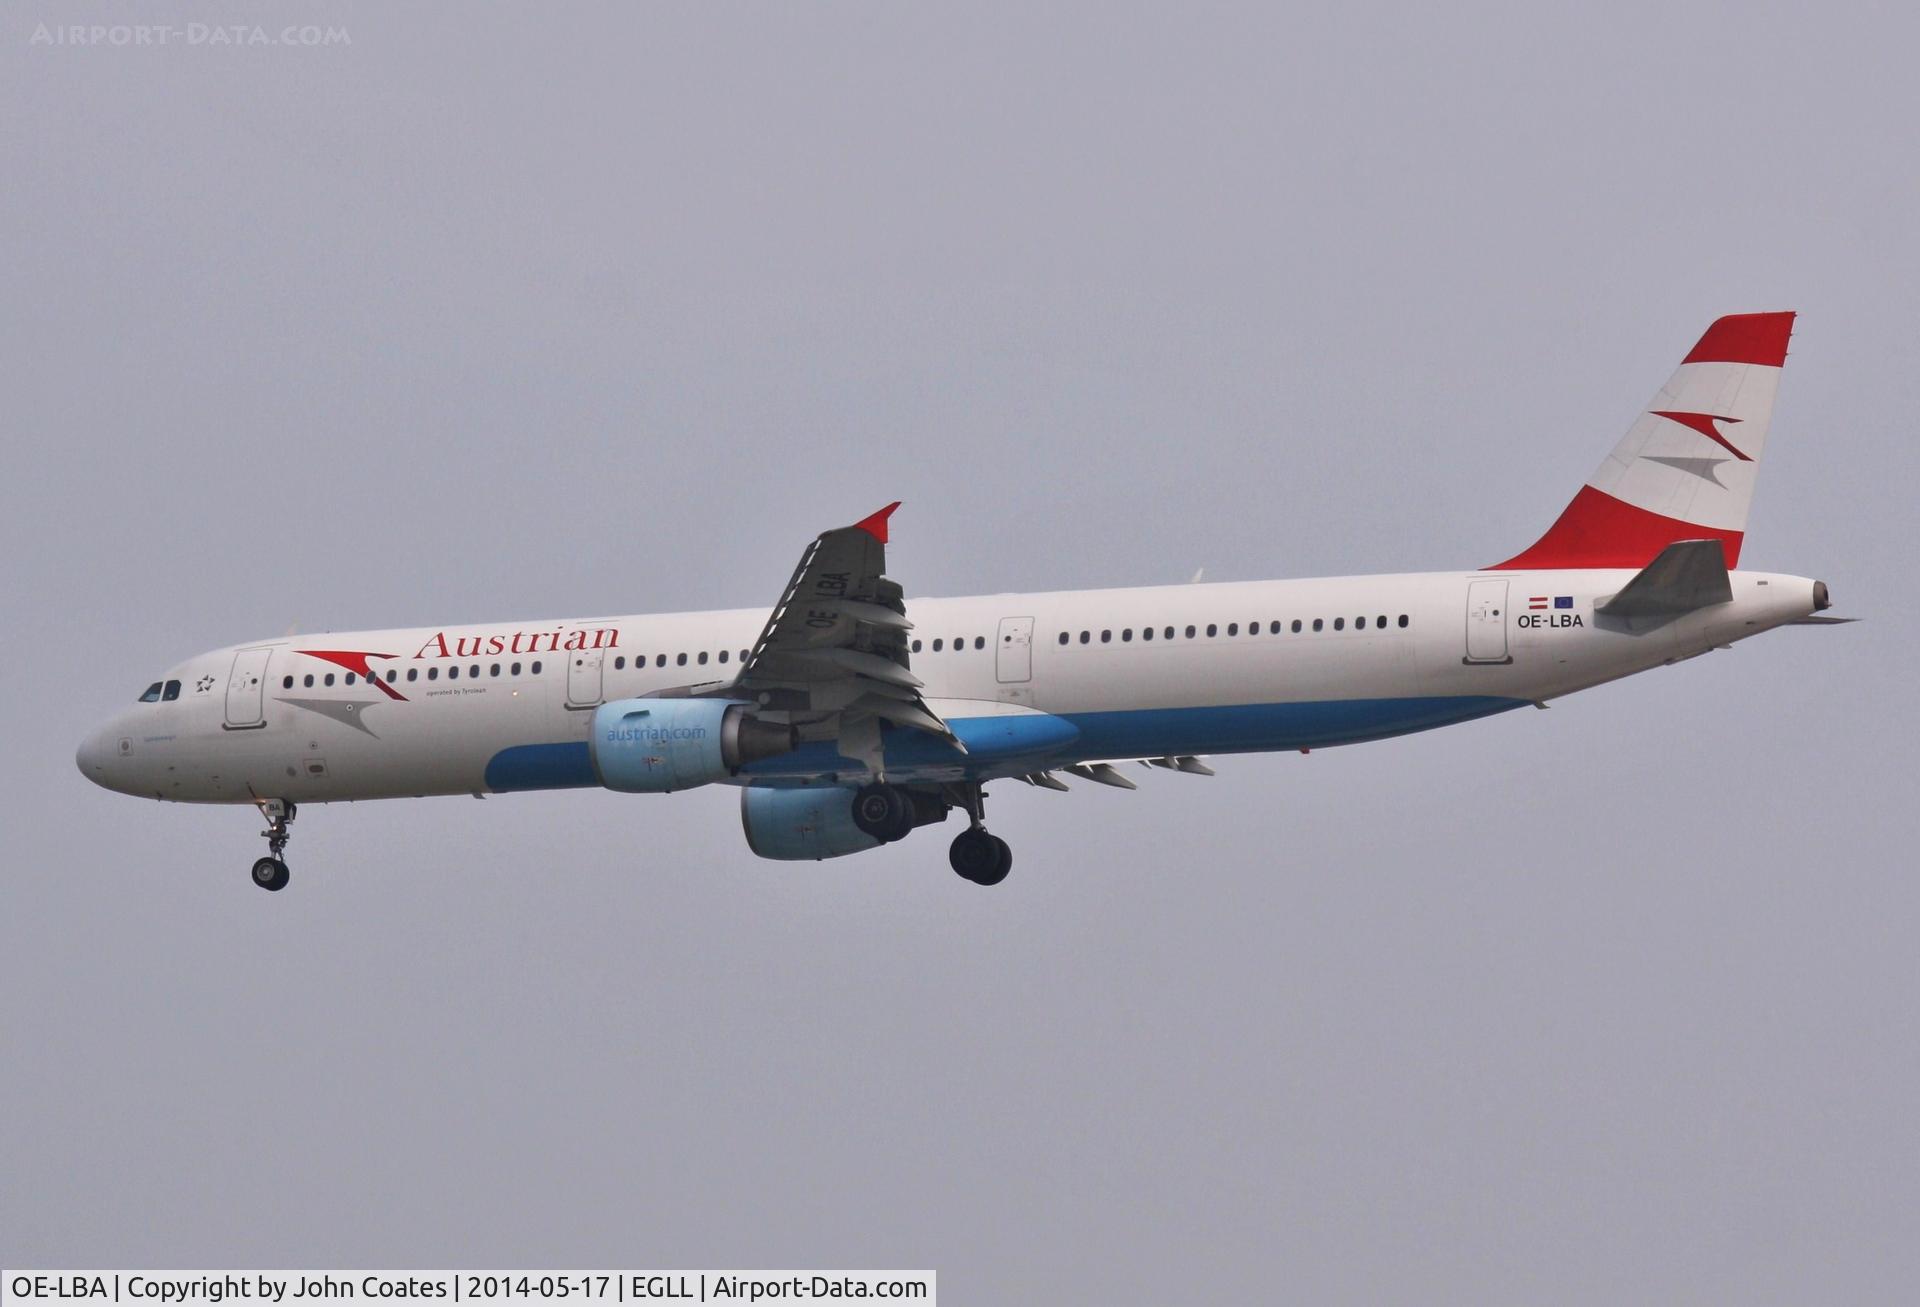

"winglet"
[852, 501, 901, 543]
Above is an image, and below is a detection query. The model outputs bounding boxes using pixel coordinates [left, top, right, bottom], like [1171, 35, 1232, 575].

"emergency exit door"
[566, 646, 605, 708]
[996, 616, 1034, 683]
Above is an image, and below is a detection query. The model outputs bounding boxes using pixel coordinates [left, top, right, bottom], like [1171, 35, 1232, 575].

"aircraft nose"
[76, 724, 116, 788]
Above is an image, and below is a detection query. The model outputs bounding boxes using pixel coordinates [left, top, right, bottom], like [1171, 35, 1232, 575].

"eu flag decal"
[1554, 596, 1573, 609]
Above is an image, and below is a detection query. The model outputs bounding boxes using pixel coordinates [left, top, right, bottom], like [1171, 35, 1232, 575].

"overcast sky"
[4, 2, 1916, 1300]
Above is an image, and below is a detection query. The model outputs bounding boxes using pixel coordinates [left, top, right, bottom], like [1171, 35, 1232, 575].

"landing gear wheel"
[251, 857, 290, 892]
[852, 784, 914, 842]
[949, 828, 1011, 885]
[884, 793, 918, 842]
[975, 835, 1013, 887]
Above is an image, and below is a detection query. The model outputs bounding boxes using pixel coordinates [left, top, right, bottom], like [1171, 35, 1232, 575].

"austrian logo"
[1651, 410, 1751, 462]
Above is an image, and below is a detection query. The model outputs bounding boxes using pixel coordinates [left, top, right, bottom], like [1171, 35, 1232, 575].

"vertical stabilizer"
[1491, 312, 1794, 569]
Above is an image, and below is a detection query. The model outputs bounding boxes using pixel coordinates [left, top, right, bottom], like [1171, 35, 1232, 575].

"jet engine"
[739, 786, 884, 861]
[590, 698, 796, 793]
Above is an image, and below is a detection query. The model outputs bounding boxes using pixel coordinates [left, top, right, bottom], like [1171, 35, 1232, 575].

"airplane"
[77, 311, 1845, 892]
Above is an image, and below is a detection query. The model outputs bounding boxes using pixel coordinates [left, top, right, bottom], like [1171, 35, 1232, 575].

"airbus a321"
[78, 312, 1844, 890]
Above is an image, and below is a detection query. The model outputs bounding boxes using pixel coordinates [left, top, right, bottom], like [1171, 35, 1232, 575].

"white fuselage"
[76, 567, 1820, 806]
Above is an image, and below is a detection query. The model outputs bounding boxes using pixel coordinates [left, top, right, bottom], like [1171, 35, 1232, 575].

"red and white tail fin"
[1491, 312, 1795, 570]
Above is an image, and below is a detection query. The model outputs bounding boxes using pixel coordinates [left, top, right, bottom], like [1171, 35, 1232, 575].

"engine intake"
[590, 698, 796, 793]
[739, 786, 883, 861]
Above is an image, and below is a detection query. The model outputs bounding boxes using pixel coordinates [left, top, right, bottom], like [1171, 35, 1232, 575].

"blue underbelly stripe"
[484, 696, 1528, 793]
[1058, 695, 1528, 758]
[485, 741, 597, 792]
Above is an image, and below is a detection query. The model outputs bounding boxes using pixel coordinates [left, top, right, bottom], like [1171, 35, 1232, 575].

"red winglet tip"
[853, 501, 901, 543]
[1682, 311, 1795, 367]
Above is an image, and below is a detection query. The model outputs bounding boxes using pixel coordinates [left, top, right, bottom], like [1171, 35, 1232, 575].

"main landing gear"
[852, 780, 1013, 886]
[851, 782, 919, 844]
[250, 798, 295, 892]
[947, 784, 1011, 887]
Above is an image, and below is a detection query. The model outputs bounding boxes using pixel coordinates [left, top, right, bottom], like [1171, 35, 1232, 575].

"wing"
[718, 503, 961, 774]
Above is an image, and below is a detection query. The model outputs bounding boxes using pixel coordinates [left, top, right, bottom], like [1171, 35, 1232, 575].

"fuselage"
[75, 566, 1820, 805]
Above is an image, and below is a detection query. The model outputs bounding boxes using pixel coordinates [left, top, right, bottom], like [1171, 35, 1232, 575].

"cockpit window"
[139, 682, 163, 702]
[161, 680, 181, 701]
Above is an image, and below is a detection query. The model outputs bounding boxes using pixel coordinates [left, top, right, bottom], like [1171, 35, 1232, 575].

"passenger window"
[387, 670, 398, 683]
[508, 663, 519, 676]
[1227, 623, 1239, 636]
[1398, 614, 1409, 628]
[913, 639, 924, 652]
[655, 655, 666, 668]
[718, 650, 729, 664]
[282, 676, 294, 689]
[428, 667, 439, 680]
[1376, 616, 1387, 629]
[1057, 633, 1068, 646]
[614, 657, 625, 670]
[974, 636, 985, 650]
[697, 651, 708, 665]
[345, 673, 356, 685]
[470, 664, 480, 678]
[531, 661, 542, 674]
[933, 639, 944, 652]
[1164, 626, 1175, 640]
[162, 680, 181, 701]
[325, 673, 336, 685]
[1206, 624, 1218, 637]
[1079, 631, 1090, 644]
[1121, 628, 1133, 642]
[1312, 619, 1323, 632]
[1100, 630, 1112, 643]
[448, 667, 459, 680]
[1333, 618, 1344, 631]
[740, 650, 750, 662]
[491, 664, 502, 677]
[676, 653, 688, 666]
[408, 669, 419, 681]
[1142, 626, 1154, 641]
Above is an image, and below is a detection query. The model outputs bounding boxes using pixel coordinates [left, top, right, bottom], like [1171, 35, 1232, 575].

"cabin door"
[224, 647, 273, 728]
[1464, 579, 1511, 664]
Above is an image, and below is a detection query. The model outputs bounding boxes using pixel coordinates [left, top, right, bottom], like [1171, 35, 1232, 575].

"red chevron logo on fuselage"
[297, 650, 406, 700]
[1651, 410, 1751, 461]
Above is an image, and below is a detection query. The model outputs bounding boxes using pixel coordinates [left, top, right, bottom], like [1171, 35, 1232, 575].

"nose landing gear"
[250, 798, 295, 892]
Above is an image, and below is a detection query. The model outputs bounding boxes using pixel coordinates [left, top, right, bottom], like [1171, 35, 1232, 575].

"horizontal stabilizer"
[1596, 539, 1732, 619]
[1786, 615, 1859, 626]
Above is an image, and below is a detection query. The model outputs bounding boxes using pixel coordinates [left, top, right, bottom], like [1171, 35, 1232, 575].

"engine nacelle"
[739, 786, 883, 861]
[590, 698, 795, 794]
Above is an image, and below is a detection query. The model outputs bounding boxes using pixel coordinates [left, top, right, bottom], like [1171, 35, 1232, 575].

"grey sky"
[4, 3, 1916, 1300]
